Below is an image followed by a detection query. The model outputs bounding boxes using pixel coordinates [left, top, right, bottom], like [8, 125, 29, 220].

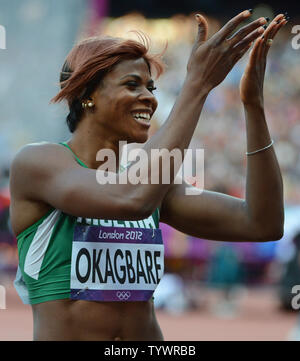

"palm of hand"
[239, 15, 286, 106]
[240, 54, 265, 106]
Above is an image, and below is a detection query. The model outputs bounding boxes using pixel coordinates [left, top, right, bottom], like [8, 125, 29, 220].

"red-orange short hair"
[51, 33, 165, 132]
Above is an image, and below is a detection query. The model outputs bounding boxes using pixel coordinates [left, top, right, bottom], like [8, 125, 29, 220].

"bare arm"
[160, 182, 282, 242]
[240, 15, 285, 237]
[160, 15, 286, 242]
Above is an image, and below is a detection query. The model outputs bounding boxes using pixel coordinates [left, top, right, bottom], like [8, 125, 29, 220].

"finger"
[233, 25, 265, 52]
[265, 18, 287, 45]
[227, 17, 268, 46]
[248, 37, 263, 66]
[255, 37, 266, 64]
[243, 37, 263, 68]
[261, 14, 285, 45]
[233, 40, 253, 64]
[213, 9, 253, 43]
[256, 15, 285, 66]
[256, 17, 280, 60]
[263, 13, 285, 40]
[262, 20, 287, 58]
[262, 24, 280, 58]
[261, 15, 285, 58]
[195, 14, 209, 43]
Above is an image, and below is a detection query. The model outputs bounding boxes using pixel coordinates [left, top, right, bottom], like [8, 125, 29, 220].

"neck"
[67, 122, 123, 170]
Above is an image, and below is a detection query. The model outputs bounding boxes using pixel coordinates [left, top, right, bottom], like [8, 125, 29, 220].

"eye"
[126, 81, 138, 88]
[147, 86, 157, 93]
[125, 81, 156, 93]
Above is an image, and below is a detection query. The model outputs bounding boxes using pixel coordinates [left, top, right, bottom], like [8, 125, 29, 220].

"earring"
[82, 100, 94, 109]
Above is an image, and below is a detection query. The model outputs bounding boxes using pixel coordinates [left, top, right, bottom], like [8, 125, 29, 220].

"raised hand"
[240, 14, 287, 106]
[187, 10, 269, 93]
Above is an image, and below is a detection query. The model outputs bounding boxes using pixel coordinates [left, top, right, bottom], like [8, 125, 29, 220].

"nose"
[138, 87, 157, 110]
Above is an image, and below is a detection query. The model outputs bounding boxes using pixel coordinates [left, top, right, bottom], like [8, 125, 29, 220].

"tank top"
[14, 142, 162, 304]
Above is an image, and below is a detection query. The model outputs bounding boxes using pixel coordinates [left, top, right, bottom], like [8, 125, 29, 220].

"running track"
[0, 278, 298, 341]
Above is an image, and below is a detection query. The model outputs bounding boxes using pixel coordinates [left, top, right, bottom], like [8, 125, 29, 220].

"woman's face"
[91, 57, 158, 144]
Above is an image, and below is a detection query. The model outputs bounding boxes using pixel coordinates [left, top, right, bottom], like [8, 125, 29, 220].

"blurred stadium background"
[0, 0, 300, 340]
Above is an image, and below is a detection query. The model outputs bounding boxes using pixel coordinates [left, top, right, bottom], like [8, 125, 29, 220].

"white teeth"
[132, 112, 151, 121]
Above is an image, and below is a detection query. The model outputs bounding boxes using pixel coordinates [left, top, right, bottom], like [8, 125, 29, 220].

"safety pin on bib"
[152, 228, 155, 238]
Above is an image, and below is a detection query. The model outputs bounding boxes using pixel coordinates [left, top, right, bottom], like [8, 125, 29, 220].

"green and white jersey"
[14, 143, 161, 305]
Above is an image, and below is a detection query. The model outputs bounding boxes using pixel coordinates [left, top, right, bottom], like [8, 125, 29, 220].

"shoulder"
[10, 142, 75, 175]
[12, 142, 70, 166]
[9, 142, 76, 194]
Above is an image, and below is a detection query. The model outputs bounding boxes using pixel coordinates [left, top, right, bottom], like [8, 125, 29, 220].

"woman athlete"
[10, 10, 286, 341]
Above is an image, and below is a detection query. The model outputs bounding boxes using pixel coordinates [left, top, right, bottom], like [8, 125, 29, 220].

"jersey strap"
[59, 142, 88, 168]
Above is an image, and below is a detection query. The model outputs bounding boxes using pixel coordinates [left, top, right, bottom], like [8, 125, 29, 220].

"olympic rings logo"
[116, 291, 131, 301]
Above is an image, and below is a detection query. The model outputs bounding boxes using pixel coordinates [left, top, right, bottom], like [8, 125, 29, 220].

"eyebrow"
[120, 74, 154, 85]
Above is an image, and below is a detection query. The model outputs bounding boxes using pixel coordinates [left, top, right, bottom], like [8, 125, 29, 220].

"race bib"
[70, 225, 164, 302]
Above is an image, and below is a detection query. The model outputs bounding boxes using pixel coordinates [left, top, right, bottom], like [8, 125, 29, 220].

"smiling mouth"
[131, 112, 151, 126]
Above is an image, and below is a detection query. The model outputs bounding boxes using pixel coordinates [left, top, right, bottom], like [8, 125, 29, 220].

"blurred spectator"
[205, 244, 246, 317]
[154, 273, 190, 314]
